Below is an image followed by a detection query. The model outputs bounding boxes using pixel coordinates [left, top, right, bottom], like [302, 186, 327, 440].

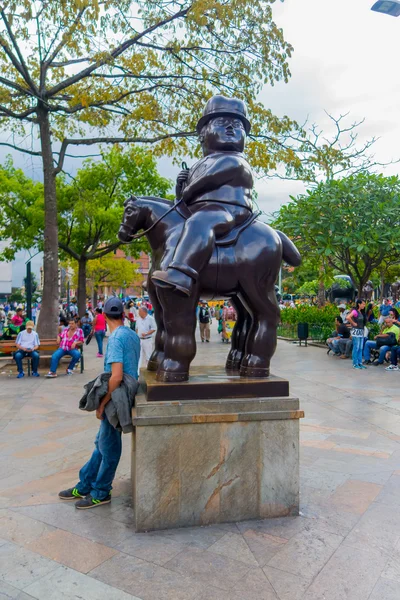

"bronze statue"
[118, 95, 301, 382]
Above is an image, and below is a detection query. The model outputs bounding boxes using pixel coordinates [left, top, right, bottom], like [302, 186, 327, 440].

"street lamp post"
[371, 1, 400, 16]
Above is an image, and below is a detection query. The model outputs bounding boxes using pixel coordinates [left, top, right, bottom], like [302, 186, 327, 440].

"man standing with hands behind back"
[136, 305, 156, 369]
[58, 298, 139, 509]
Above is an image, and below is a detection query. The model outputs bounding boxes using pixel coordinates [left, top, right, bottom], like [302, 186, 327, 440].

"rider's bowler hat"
[196, 95, 251, 135]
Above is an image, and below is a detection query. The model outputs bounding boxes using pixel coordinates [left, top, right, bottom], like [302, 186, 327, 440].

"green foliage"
[273, 173, 400, 293]
[74, 257, 141, 293]
[0, 146, 170, 263]
[0, 0, 299, 171]
[9, 288, 24, 304]
[280, 305, 339, 327]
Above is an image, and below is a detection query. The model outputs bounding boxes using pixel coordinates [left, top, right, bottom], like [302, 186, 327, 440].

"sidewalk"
[1, 325, 400, 599]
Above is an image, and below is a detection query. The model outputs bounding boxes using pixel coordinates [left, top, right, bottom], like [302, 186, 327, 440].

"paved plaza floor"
[1, 325, 400, 599]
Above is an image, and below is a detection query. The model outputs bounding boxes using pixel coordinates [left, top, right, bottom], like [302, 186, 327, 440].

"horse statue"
[118, 195, 301, 382]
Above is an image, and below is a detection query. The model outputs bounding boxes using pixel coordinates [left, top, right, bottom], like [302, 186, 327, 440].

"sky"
[5, 0, 400, 285]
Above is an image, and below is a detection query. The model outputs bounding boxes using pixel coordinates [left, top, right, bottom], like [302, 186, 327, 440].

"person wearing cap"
[45, 318, 84, 378]
[58, 297, 140, 509]
[136, 305, 156, 368]
[152, 95, 253, 297]
[198, 300, 212, 342]
[338, 303, 349, 322]
[14, 320, 40, 378]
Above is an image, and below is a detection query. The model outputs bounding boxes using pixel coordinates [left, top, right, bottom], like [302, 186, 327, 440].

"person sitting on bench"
[14, 320, 40, 378]
[45, 318, 84, 378]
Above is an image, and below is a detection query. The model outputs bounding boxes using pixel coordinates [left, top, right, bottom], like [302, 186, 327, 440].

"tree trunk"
[77, 257, 87, 316]
[36, 106, 59, 338]
[380, 271, 385, 302]
[317, 264, 325, 306]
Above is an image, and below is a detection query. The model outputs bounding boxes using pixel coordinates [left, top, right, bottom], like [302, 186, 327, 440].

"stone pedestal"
[132, 372, 303, 532]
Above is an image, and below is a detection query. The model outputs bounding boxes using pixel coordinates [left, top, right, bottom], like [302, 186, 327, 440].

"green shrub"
[280, 305, 339, 327]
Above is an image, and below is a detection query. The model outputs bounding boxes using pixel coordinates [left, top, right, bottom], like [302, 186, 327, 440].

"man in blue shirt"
[58, 298, 140, 509]
[379, 299, 391, 324]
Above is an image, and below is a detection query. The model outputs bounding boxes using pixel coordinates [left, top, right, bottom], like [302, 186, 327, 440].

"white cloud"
[255, 0, 400, 214]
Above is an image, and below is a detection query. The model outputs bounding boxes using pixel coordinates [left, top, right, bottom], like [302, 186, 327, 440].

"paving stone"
[374, 474, 400, 507]
[12, 505, 132, 547]
[23, 565, 141, 600]
[164, 548, 252, 591]
[230, 567, 278, 599]
[241, 528, 288, 567]
[0, 511, 56, 546]
[263, 566, 310, 600]
[345, 502, 400, 553]
[147, 525, 226, 549]
[329, 479, 383, 514]
[368, 578, 400, 600]
[236, 516, 305, 540]
[303, 543, 389, 600]
[0, 542, 58, 590]
[115, 533, 186, 566]
[266, 525, 343, 582]
[90, 552, 204, 600]
[0, 581, 36, 599]
[25, 529, 118, 573]
[381, 538, 400, 583]
[207, 532, 259, 566]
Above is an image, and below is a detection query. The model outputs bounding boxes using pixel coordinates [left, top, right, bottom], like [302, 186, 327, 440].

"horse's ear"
[124, 195, 138, 207]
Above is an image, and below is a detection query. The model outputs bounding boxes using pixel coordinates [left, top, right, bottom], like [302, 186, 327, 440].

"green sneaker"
[75, 494, 111, 509]
[58, 487, 85, 500]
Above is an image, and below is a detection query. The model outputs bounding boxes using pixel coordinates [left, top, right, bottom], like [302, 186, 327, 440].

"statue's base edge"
[132, 391, 303, 532]
[139, 366, 289, 402]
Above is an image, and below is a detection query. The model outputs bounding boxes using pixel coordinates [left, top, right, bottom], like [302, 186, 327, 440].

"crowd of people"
[10, 296, 156, 378]
[326, 298, 400, 370]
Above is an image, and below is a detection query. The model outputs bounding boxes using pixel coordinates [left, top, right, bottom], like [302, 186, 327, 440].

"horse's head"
[118, 196, 144, 243]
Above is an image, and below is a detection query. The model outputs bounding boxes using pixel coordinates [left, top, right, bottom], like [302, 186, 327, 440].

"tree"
[0, 0, 297, 336]
[78, 256, 142, 300]
[273, 173, 400, 296]
[57, 146, 169, 313]
[0, 146, 170, 314]
[268, 112, 398, 184]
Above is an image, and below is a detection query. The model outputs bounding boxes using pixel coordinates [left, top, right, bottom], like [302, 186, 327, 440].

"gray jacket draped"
[79, 372, 139, 433]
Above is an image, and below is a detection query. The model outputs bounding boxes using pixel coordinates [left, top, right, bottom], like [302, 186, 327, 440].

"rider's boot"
[152, 263, 198, 297]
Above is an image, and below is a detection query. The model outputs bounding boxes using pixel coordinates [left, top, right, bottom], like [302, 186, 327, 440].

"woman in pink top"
[93, 308, 107, 357]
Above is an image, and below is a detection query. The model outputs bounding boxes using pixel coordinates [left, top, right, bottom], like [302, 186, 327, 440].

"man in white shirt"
[14, 320, 40, 378]
[136, 306, 156, 369]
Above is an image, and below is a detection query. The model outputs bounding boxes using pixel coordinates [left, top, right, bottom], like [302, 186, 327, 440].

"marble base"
[131, 386, 303, 532]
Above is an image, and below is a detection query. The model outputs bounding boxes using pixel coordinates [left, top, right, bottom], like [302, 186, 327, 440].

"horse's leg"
[156, 288, 199, 382]
[239, 276, 280, 378]
[226, 295, 251, 371]
[146, 278, 165, 371]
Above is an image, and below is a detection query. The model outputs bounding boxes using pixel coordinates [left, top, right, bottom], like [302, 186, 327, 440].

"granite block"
[133, 394, 302, 531]
[260, 420, 300, 518]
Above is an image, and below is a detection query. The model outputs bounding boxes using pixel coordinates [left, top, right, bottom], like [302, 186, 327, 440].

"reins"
[127, 199, 183, 241]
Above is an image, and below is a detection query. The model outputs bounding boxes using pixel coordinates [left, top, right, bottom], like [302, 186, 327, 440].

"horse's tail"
[276, 230, 302, 267]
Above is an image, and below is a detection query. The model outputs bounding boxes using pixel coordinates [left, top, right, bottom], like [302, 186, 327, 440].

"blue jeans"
[14, 350, 40, 374]
[352, 336, 364, 366]
[95, 330, 105, 354]
[364, 340, 390, 364]
[82, 324, 91, 338]
[50, 348, 81, 373]
[76, 415, 122, 500]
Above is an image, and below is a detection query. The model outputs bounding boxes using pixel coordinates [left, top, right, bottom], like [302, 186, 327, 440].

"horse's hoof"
[225, 359, 240, 371]
[240, 366, 270, 378]
[156, 370, 189, 383]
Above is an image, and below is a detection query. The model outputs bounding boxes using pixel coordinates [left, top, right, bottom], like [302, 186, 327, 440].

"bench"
[0, 339, 84, 376]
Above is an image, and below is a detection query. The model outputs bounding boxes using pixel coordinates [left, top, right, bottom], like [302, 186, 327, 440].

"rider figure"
[151, 95, 254, 297]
